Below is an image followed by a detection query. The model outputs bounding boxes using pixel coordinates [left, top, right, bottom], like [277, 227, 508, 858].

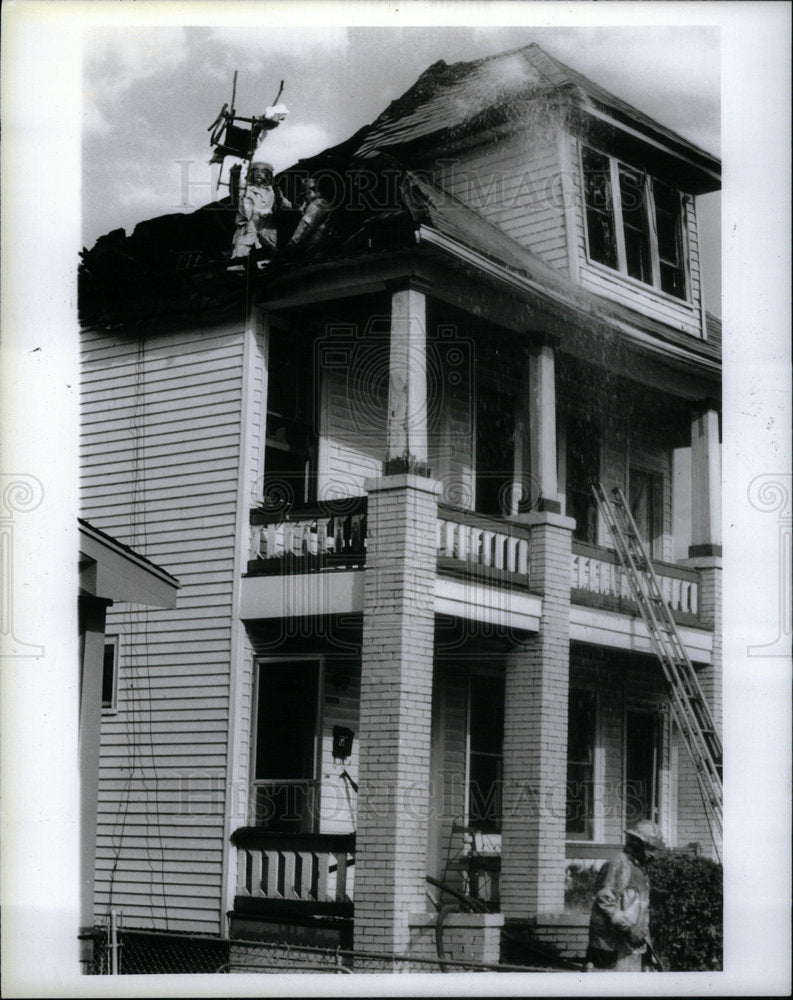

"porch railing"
[231, 829, 355, 912]
[436, 505, 532, 582]
[248, 498, 367, 574]
[571, 540, 699, 617]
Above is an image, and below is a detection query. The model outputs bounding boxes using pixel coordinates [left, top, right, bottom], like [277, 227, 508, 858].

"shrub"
[648, 850, 723, 971]
[564, 863, 601, 912]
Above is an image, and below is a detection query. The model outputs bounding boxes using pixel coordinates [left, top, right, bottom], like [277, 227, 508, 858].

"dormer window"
[582, 146, 688, 300]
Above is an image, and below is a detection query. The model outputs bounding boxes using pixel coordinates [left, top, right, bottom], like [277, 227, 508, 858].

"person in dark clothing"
[584, 819, 665, 971]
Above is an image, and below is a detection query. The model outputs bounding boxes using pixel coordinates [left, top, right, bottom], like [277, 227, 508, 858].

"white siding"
[433, 131, 569, 272]
[321, 357, 387, 497]
[81, 321, 247, 934]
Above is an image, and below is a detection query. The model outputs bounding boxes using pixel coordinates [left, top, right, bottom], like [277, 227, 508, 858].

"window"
[467, 674, 505, 833]
[566, 414, 600, 543]
[263, 328, 317, 511]
[582, 145, 688, 300]
[475, 384, 516, 516]
[629, 467, 664, 559]
[624, 708, 662, 826]
[566, 689, 597, 839]
[253, 660, 321, 831]
[101, 635, 119, 712]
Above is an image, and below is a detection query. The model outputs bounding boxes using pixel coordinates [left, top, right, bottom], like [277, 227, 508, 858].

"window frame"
[565, 686, 604, 844]
[628, 465, 665, 561]
[580, 143, 690, 304]
[622, 702, 665, 831]
[101, 634, 119, 715]
[465, 670, 505, 837]
[250, 656, 324, 832]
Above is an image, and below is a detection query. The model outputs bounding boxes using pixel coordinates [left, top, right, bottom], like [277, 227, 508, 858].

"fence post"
[109, 910, 120, 975]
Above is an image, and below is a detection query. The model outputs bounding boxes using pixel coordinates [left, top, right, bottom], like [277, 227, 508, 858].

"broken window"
[582, 145, 688, 301]
[566, 688, 597, 839]
[467, 674, 505, 833]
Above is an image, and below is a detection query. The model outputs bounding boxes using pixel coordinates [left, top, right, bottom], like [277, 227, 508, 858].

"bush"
[648, 850, 723, 971]
[564, 863, 601, 912]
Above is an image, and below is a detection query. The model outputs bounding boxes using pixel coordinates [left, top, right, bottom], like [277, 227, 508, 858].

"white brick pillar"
[354, 473, 440, 954]
[500, 510, 574, 918]
[353, 280, 439, 954]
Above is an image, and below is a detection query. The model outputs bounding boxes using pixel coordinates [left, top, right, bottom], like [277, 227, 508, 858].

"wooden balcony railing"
[571, 540, 699, 618]
[231, 829, 355, 916]
[248, 498, 367, 575]
[436, 505, 532, 584]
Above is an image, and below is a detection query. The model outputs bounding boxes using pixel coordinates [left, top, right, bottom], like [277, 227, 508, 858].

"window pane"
[619, 168, 652, 283]
[256, 662, 319, 781]
[654, 181, 686, 299]
[101, 641, 117, 708]
[629, 468, 662, 559]
[583, 148, 617, 269]
[625, 710, 661, 826]
[468, 675, 505, 832]
[567, 689, 596, 838]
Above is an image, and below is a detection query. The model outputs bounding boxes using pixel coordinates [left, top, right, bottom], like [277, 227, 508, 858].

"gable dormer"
[360, 43, 720, 341]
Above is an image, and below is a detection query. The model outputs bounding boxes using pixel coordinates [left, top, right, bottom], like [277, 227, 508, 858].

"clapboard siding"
[82, 320, 247, 934]
[433, 132, 569, 272]
[565, 133, 705, 337]
[319, 665, 361, 835]
[322, 359, 386, 495]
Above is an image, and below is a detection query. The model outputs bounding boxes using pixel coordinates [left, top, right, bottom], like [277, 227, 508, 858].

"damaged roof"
[79, 41, 721, 375]
[348, 43, 720, 192]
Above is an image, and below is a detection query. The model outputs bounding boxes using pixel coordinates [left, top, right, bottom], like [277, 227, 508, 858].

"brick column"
[500, 510, 574, 918]
[354, 473, 440, 954]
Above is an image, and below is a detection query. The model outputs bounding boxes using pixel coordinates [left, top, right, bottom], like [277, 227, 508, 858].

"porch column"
[385, 285, 429, 475]
[500, 510, 574, 917]
[354, 281, 439, 954]
[527, 338, 560, 513]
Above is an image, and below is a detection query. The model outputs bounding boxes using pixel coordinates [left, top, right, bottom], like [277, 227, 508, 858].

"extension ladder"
[592, 484, 723, 839]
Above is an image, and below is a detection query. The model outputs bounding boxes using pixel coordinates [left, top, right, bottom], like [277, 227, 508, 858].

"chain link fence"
[86, 924, 557, 975]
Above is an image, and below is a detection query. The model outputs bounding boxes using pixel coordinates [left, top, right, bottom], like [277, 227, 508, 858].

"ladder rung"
[593, 481, 723, 838]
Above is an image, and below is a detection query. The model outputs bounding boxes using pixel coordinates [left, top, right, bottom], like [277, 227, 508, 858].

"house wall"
[81, 320, 249, 934]
[432, 129, 569, 273]
[563, 132, 705, 337]
[321, 359, 386, 498]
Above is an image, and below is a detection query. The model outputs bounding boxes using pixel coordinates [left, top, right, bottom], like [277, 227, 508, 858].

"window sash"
[582, 145, 687, 300]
